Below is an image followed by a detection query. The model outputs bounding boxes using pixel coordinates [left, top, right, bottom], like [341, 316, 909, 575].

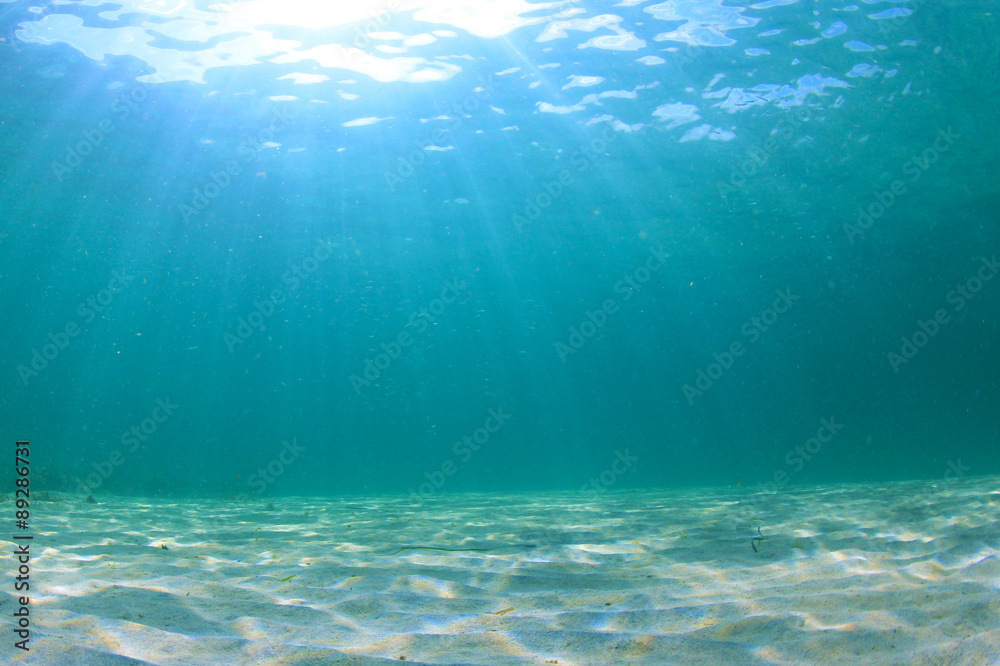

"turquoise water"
[1, 0, 997, 501]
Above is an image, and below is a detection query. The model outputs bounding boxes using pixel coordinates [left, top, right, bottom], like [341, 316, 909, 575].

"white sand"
[3, 476, 999, 665]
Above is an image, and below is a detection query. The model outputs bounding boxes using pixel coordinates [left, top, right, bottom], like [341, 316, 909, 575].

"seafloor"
[3, 476, 999, 665]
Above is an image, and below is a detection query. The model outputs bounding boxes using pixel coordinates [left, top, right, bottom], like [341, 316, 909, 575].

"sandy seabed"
[2, 476, 999, 665]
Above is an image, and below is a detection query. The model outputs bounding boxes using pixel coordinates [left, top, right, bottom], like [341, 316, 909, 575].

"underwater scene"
[1, 0, 999, 663]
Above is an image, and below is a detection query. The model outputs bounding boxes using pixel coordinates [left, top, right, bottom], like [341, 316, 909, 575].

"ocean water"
[3, 1, 1000, 663]
[2, 0, 999, 500]
[2, 1, 998, 498]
